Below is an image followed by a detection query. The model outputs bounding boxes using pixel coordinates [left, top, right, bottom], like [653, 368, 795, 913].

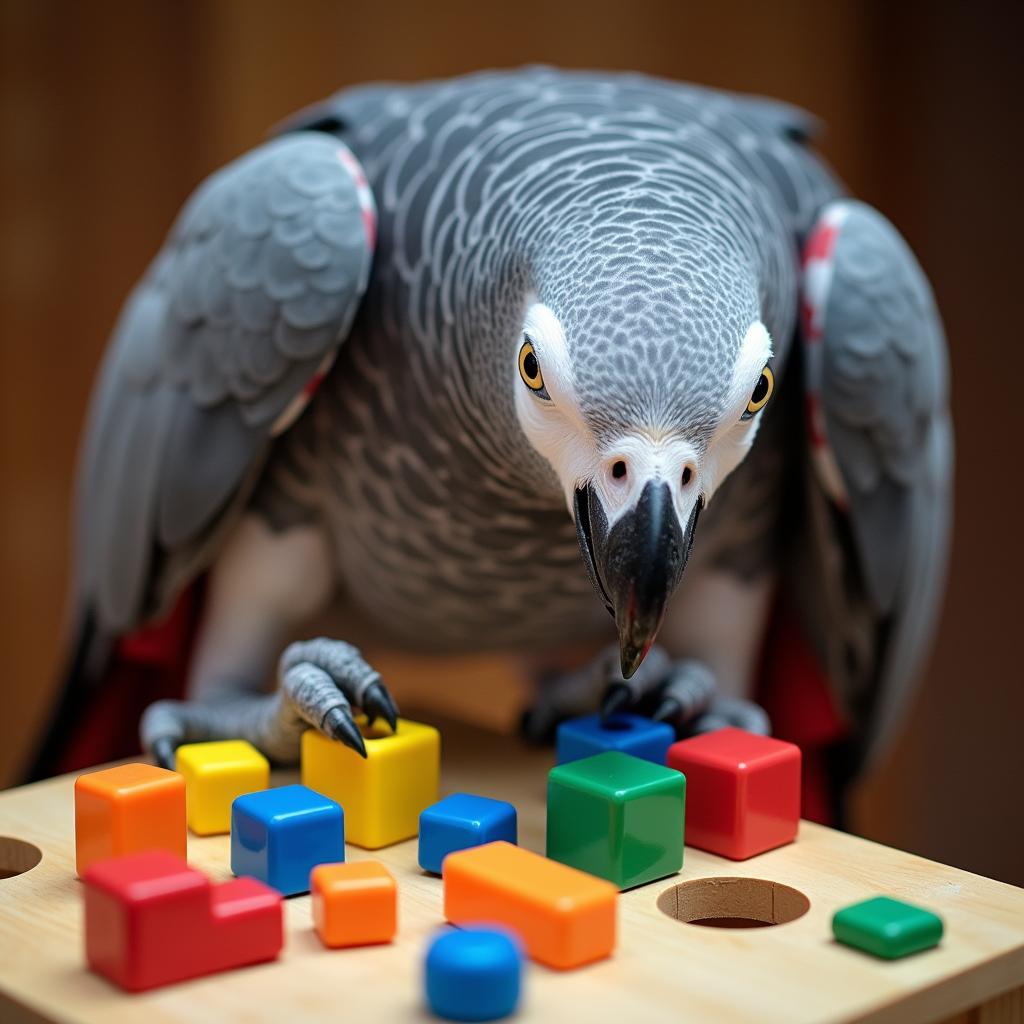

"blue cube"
[555, 713, 674, 765]
[425, 928, 522, 1022]
[418, 793, 517, 875]
[231, 784, 344, 896]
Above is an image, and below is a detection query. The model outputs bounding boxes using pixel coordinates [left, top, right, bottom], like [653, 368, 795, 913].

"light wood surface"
[0, 717, 1021, 1024]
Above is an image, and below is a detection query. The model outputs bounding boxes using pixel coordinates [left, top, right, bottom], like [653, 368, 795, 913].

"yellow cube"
[175, 740, 270, 835]
[302, 717, 440, 849]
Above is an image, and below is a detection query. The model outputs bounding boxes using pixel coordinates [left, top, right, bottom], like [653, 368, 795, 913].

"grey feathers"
[822, 201, 950, 613]
[75, 67, 950, 775]
[77, 132, 373, 631]
[255, 67, 844, 650]
[158, 133, 372, 422]
[810, 200, 953, 762]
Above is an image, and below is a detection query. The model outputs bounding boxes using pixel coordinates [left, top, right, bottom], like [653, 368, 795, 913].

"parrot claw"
[362, 681, 399, 731]
[692, 696, 771, 737]
[519, 705, 560, 746]
[278, 638, 399, 753]
[135, 639, 395, 766]
[323, 705, 368, 758]
[650, 696, 680, 723]
[523, 644, 771, 745]
[600, 682, 632, 721]
[152, 737, 177, 770]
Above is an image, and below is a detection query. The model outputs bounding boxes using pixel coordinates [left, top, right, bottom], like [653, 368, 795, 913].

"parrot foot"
[139, 638, 398, 768]
[521, 643, 769, 744]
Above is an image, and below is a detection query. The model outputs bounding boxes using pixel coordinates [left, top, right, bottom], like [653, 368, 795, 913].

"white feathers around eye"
[515, 300, 599, 512]
[727, 320, 774, 416]
[700, 319, 774, 500]
[520, 301, 573, 402]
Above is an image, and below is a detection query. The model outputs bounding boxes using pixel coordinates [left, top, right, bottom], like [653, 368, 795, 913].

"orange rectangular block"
[443, 841, 617, 969]
[75, 763, 186, 876]
[311, 861, 397, 948]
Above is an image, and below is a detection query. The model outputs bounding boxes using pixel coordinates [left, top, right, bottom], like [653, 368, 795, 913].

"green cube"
[546, 751, 685, 890]
[832, 896, 944, 959]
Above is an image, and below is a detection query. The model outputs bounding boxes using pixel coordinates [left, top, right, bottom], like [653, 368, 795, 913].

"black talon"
[323, 705, 367, 758]
[692, 713, 731, 735]
[651, 697, 681, 724]
[153, 737, 176, 770]
[363, 681, 399, 732]
[519, 706, 559, 746]
[600, 682, 631, 721]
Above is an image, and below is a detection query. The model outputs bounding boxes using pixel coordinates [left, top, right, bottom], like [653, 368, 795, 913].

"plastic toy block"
[83, 849, 282, 991]
[546, 751, 685, 890]
[666, 726, 800, 860]
[555, 712, 675, 765]
[175, 740, 269, 835]
[231, 784, 344, 896]
[311, 861, 397, 947]
[833, 896, 944, 959]
[425, 928, 522, 1022]
[443, 840, 617, 969]
[419, 793, 518, 874]
[75, 763, 186, 877]
[302, 717, 440, 849]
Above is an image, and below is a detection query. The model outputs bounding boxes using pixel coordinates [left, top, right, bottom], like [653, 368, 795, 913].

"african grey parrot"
[40, 68, 952, 794]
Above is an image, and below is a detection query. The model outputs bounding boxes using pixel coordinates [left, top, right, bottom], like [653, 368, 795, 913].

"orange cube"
[75, 763, 186, 876]
[311, 861, 397, 948]
[443, 841, 617, 969]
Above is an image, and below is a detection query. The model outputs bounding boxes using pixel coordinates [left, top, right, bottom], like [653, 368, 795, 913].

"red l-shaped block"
[84, 849, 283, 991]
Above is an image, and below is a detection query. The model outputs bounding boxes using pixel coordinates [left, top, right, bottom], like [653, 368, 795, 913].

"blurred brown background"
[1, 0, 1021, 885]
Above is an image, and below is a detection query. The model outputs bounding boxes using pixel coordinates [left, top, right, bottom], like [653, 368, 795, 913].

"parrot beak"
[574, 480, 702, 678]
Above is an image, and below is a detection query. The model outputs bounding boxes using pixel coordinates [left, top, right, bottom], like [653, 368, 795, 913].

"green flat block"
[546, 751, 685, 891]
[832, 896, 944, 959]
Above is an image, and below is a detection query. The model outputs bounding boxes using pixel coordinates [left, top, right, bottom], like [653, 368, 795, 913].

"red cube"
[666, 727, 801, 860]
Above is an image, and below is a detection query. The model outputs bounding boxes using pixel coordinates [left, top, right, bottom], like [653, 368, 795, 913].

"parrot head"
[513, 237, 775, 678]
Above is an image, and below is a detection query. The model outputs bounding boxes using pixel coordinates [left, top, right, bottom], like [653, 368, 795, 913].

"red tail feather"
[757, 594, 850, 824]
[56, 582, 205, 774]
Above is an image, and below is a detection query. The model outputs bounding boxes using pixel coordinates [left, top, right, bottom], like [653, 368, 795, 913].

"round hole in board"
[657, 876, 810, 929]
[601, 717, 634, 732]
[0, 836, 43, 880]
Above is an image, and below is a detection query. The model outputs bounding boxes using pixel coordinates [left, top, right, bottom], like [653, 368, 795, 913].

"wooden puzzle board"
[0, 717, 1022, 1024]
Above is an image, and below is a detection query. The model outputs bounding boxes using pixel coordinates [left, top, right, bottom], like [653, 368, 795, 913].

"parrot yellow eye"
[518, 338, 550, 398]
[742, 365, 774, 419]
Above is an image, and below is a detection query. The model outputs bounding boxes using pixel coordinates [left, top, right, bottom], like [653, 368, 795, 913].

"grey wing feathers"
[77, 131, 374, 633]
[811, 200, 953, 766]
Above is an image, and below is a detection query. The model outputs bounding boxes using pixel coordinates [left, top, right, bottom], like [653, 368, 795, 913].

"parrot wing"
[797, 199, 954, 771]
[77, 131, 375, 634]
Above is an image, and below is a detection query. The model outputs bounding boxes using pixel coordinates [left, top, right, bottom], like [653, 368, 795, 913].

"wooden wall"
[1, 0, 1020, 885]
